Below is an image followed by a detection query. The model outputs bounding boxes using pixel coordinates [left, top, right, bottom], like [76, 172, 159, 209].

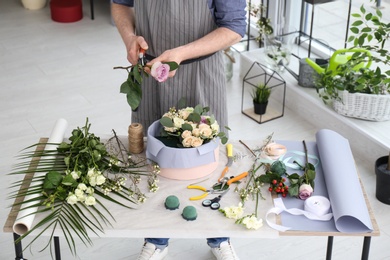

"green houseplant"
[314, 1, 390, 121]
[252, 83, 271, 115]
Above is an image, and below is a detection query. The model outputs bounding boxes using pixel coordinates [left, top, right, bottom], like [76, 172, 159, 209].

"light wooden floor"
[1, 1, 390, 260]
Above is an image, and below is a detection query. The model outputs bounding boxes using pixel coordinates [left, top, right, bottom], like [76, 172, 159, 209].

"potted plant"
[252, 83, 271, 115]
[313, 1, 390, 121]
[375, 152, 390, 205]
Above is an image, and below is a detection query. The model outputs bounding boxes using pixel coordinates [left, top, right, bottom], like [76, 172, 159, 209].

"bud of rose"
[298, 183, 314, 200]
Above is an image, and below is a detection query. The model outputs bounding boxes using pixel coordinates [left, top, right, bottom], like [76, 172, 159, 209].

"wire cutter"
[213, 171, 249, 191]
[187, 185, 226, 201]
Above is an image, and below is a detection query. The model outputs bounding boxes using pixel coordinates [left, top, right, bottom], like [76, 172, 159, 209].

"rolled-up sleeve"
[209, 0, 247, 37]
[112, 0, 133, 7]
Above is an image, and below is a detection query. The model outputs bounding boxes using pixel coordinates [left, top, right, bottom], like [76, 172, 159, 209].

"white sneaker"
[210, 241, 240, 260]
[137, 242, 168, 260]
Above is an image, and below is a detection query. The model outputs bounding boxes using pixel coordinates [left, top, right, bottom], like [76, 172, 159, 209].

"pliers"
[187, 185, 227, 201]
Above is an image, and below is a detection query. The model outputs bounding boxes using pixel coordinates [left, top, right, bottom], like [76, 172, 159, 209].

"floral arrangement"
[218, 136, 317, 229]
[114, 49, 179, 111]
[9, 119, 159, 256]
[158, 104, 229, 148]
[257, 140, 316, 200]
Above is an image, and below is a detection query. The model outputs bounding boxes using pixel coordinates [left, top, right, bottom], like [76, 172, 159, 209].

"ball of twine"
[128, 123, 144, 154]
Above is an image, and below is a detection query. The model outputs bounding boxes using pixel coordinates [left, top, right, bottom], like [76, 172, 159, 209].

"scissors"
[202, 189, 229, 210]
[187, 185, 226, 201]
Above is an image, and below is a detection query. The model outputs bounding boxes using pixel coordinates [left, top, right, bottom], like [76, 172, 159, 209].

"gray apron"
[132, 0, 228, 135]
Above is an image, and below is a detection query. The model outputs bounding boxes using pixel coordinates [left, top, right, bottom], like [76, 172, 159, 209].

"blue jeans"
[145, 237, 229, 250]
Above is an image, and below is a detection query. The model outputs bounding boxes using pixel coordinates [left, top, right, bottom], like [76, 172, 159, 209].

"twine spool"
[128, 123, 144, 154]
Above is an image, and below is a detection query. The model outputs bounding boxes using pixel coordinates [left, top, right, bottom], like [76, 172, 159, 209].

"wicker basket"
[333, 90, 390, 121]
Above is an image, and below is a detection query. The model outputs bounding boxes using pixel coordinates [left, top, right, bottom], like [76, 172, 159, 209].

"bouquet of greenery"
[8, 119, 159, 257]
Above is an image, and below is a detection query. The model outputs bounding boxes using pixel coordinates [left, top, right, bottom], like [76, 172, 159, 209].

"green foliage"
[315, 2, 390, 103]
[252, 83, 271, 104]
[8, 119, 155, 258]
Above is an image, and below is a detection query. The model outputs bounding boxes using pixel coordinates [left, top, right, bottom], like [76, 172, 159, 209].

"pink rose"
[150, 61, 170, 82]
[298, 184, 313, 200]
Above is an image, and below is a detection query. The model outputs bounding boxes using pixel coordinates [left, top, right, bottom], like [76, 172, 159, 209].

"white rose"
[84, 195, 96, 206]
[70, 170, 80, 180]
[87, 168, 95, 177]
[173, 117, 185, 128]
[181, 130, 192, 139]
[222, 205, 244, 220]
[96, 175, 106, 186]
[66, 193, 78, 205]
[242, 215, 263, 230]
[74, 188, 84, 198]
[89, 176, 97, 186]
[210, 122, 220, 132]
[86, 187, 94, 194]
[182, 136, 193, 147]
[77, 183, 87, 191]
[191, 137, 203, 147]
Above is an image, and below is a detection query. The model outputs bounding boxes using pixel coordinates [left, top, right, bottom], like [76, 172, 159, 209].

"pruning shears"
[213, 171, 249, 190]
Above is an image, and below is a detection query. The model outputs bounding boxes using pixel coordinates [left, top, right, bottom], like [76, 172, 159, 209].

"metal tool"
[202, 189, 229, 210]
[138, 48, 147, 66]
[187, 185, 226, 201]
[213, 171, 249, 191]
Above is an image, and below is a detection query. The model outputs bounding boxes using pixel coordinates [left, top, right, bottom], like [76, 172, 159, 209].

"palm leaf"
[8, 121, 157, 258]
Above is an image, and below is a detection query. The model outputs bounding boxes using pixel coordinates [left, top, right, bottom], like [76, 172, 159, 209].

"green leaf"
[187, 112, 201, 123]
[163, 61, 179, 71]
[126, 80, 142, 111]
[43, 171, 63, 190]
[62, 174, 77, 187]
[132, 65, 143, 84]
[352, 20, 363, 26]
[120, 81, 131, 94]
[160, 117, 174, 127]
[182, 123, 193, 131]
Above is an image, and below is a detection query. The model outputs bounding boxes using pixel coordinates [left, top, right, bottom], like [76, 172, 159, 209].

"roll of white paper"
[13, 118, 68, 235]
[304, 196, 331, 217]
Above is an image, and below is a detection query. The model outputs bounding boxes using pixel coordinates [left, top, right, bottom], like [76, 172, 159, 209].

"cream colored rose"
[199, 125, 213, 138]
[191, 137, 203, 147]
[179, 108, 193, 120]
[182, 136, 193, 147]
[164, 126, 176, 133]
[84, 195, 96, 206]
[192, 128, 201, 137]
[181, 130, 192, 139]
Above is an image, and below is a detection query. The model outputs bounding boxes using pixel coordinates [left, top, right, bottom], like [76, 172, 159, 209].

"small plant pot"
[254, 101, 268, 115]
[375, 156, 390, 205]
